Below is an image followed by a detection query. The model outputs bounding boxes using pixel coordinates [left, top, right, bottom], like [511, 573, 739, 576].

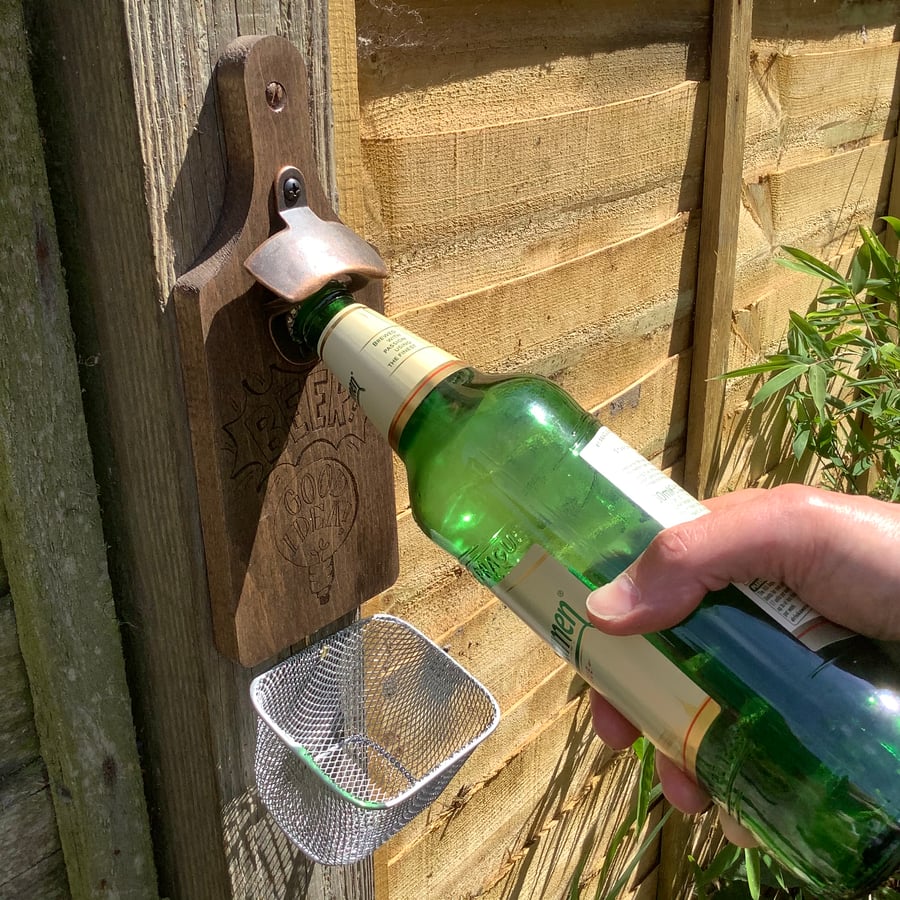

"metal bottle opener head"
[245, 166, 387, 310]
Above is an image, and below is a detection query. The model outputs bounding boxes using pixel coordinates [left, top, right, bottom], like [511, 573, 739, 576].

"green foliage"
[688, 844, 900, 899]
[571, 742, 900, 899]
[724, 220, 900, 500]
[568, 740, 672, 900]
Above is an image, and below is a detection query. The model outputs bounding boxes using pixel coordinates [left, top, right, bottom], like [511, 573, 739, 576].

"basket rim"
[249, 613, 501, 810]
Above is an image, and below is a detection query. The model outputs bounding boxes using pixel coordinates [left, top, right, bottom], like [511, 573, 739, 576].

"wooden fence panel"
[352, 1, 712, 895]
[715, 4, 900, 494]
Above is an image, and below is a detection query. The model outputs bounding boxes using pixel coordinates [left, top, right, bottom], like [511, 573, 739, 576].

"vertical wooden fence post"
[0, 1, 157, 895]
[22, 0, 380, 896]
[684, 0, 753, 498]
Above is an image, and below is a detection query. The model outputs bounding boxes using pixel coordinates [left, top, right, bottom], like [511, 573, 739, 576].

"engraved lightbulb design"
[271, 455, 359, 604]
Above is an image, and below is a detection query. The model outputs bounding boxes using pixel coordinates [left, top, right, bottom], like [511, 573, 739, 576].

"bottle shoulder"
[399, 368, 597, 464]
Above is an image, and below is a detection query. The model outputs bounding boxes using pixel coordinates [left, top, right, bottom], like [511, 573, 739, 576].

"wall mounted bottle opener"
[174, 35, 399, 667]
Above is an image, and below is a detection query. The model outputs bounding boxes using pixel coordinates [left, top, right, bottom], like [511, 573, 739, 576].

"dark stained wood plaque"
[174, 36, 399, 666]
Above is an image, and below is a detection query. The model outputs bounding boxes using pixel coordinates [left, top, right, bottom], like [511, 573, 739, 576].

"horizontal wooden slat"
[367, 83, 706, 308]
[752, 0, 900, 48]
[744, 44, 900, 173]
[439, 599, 562, 714]
[594, 351, 693, 463]
[779, 45, 900, 150]
[357, 0, 710, 131]
[394, 214, 697, 375]
[738, 141, 893, 296]
[366, 82, 703, 233]
[766, 141, 893, 237]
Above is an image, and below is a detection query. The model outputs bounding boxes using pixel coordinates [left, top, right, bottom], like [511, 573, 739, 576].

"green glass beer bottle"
[290, 282, 900, 898]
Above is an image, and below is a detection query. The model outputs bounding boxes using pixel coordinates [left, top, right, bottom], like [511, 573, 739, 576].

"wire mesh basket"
[250, 614, 500, 865]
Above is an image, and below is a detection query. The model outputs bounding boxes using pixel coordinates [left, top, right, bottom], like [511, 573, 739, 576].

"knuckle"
[648, 526, 694, 567]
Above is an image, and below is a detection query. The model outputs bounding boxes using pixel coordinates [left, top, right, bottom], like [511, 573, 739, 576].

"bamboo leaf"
[591, 783, 663, 900]
[792, 424, 811, 460]
[850, 243, 871, 296]
[789, 311, 828, 357]
[807, 364, 827, 418]
[777, 247, 848, 286]
[634, 738, 655, 832]
[598, 807, 673, 900]
[751, 364, 810, 407]
[694, 843, 743, 888]
[881, 215, 900, 242]
[719, 359, 798, 379]
[860, 226, 895, 280]
[826, 331, 863, 347]
[745, 848, 762, 900]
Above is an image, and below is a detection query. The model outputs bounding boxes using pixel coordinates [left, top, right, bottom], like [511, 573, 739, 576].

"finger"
[585, 486, 814, 636]
[655, 752, 709, 814]
[718, 810, 758, 847]
[702, 488, 767, 513]
[589, 689, 640, 750]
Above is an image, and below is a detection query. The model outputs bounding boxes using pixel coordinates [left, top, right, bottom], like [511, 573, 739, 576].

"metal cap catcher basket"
[250, 614, 500, 865]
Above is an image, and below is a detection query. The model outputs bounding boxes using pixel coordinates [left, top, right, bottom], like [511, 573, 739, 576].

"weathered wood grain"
[364, 82, 707, 311]
[0, 761, 68, 900]
[744, 43, 900, 177]
[1, 2, 157, 896]
[357, 0, 710, 130]
[0, 849, 68, 900]
[392, 214, 697, 379]
[0, 595, 40, 775]
[328, 0, 368, 233]
[752, 0, 900, 49]
[595, 351, 693, 463]
[0, 593, 68, 900]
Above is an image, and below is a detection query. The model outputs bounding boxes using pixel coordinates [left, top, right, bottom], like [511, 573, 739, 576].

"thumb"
[584, 535, 710, 636]
[583, 493, 766, 635]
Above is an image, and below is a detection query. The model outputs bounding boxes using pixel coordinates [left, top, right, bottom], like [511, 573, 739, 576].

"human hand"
[584, 483, 900, 843]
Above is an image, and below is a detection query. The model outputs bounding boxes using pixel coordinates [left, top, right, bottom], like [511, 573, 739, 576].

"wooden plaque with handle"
[174, 35, 399, 666]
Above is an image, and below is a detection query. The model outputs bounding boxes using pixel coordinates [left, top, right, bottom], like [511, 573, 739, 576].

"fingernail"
[586, 573, 640, 620]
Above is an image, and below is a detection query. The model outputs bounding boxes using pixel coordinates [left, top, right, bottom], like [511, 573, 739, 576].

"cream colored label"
[495, 545, 720, 774]
[579, 427, 853, 650]
[318, 304, 464, 447]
